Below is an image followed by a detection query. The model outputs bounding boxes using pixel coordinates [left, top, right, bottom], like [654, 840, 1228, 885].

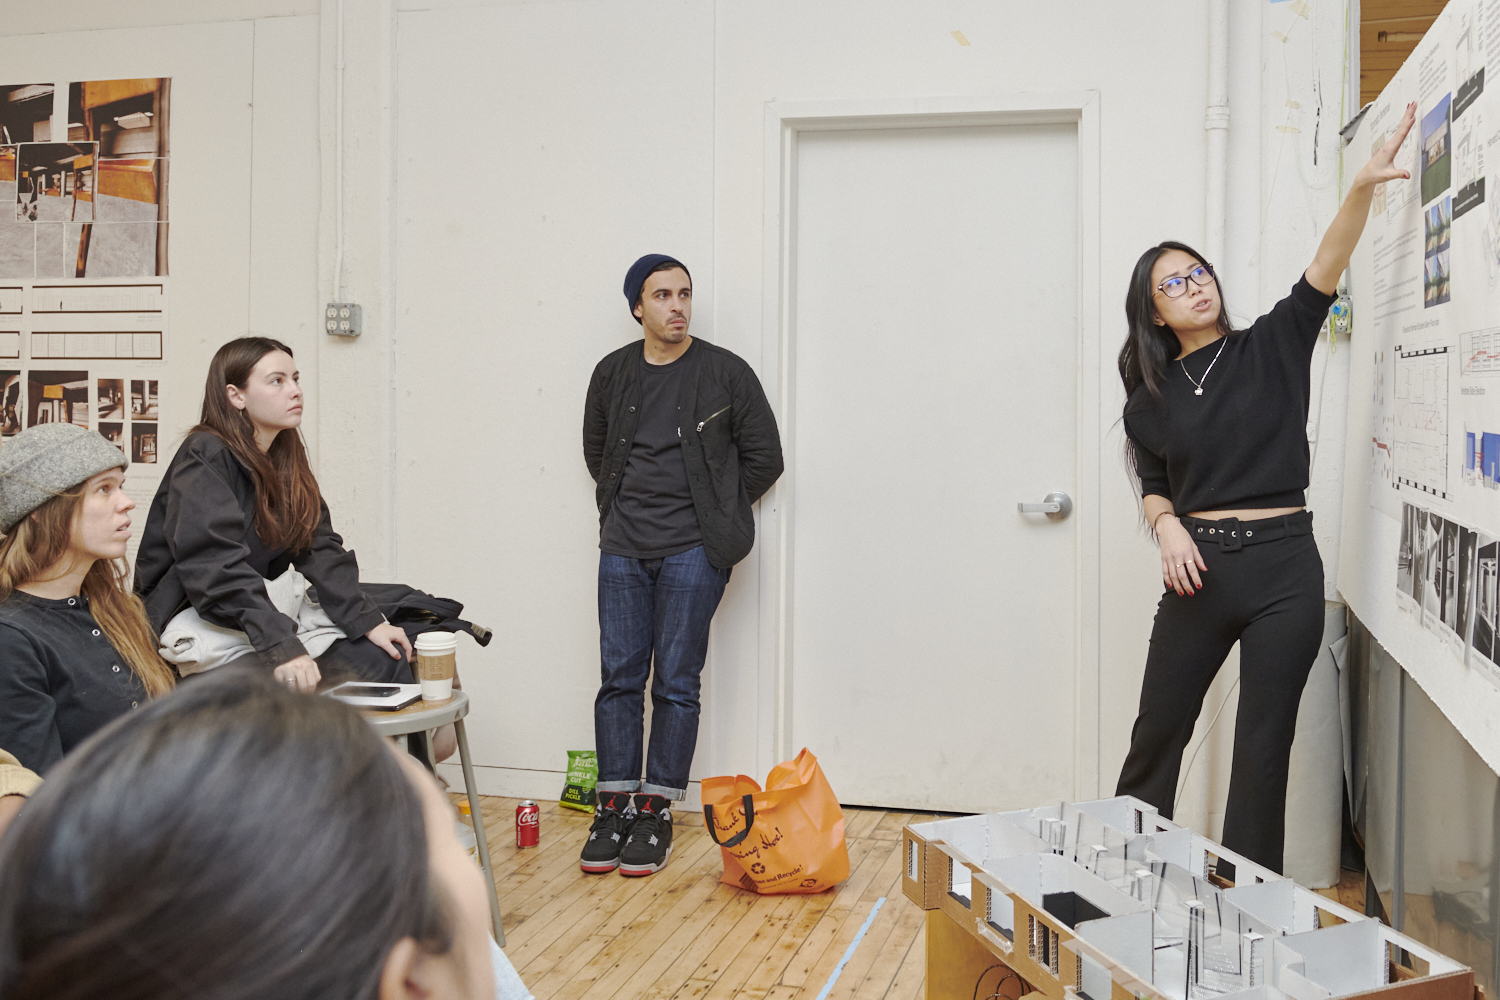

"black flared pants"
[1115, 511, 1325, 874]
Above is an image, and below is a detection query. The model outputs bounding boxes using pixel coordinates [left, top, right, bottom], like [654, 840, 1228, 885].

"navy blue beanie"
[623, 254, 690, 323]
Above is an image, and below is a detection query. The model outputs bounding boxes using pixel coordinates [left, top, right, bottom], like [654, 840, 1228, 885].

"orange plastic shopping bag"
[700, 748, 850, 894]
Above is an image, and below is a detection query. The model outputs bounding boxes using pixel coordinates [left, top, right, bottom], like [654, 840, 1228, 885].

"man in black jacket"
[579, 254, 783, 877]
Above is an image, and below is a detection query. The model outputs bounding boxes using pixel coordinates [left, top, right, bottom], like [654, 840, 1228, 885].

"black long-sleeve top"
[584, 338, 783, 570]
[1123, 275, 1336, 515]
[134, 432, 384, 668]
[0, 590, 145, 772]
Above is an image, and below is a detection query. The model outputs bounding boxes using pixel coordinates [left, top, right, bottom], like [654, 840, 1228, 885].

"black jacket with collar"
[583, 338, 783, 569]
[134, 432, 385, 669]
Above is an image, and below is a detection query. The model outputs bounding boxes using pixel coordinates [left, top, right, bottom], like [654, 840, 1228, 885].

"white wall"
[0, 2, 1361, 837]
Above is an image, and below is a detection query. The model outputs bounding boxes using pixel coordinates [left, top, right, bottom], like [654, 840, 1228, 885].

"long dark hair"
[0, 668, 454, 1000]
[1117, 241, 1235, 406]
[193, 337, 321, 552]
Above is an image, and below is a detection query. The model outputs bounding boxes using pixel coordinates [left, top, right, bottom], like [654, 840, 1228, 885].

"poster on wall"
[0, 79, 168, 279]
[0, 78, 170, 562]
[1345, 0, 1500, 693]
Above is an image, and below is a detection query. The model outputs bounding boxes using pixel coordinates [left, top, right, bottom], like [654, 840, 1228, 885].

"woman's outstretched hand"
[366, 621, 413, 661]
[1158, 517, 1207, 596]
[1307, 101, 1419, 294]
[1355, 101, 1417, 189]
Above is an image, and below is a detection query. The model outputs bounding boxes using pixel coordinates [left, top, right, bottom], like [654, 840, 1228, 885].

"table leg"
[455, 718, 504, 945]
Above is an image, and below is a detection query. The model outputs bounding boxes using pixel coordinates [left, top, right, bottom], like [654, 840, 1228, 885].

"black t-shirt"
[1123, 274, 1337, 515]
[600, 341, 704, 559]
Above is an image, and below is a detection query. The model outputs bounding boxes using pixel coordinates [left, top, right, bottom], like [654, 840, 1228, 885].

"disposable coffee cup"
[414, 631, 457, 702]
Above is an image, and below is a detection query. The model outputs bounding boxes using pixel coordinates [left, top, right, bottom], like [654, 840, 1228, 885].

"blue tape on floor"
[814, 896, 886, 1000]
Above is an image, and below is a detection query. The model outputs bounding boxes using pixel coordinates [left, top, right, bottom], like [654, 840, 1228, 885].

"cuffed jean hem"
[642, 781, 686, 801]
[596, 779, 641, 793]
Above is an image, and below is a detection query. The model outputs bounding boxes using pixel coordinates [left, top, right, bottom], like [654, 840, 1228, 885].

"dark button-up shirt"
[0, 589, 145, 773]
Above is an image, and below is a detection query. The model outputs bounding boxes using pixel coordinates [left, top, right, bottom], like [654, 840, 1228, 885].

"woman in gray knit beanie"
[0, 423, 175, 774]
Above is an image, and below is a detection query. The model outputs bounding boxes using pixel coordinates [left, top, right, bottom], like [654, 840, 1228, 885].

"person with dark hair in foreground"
[580, 254, 783, 877]
[0, 667, 530, 1000]
[1113, 102, 1418, 873]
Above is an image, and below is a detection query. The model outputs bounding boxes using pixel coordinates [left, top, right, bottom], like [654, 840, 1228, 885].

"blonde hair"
[0, 488, 174, 698]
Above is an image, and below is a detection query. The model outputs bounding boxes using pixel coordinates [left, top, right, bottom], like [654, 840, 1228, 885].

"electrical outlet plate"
[324, 302, 361, 336]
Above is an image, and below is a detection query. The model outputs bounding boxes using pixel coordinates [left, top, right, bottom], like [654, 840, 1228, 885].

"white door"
[788, 122, 1081, 813]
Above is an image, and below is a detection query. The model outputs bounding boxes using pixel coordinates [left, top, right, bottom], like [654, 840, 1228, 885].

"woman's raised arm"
[1306, 102, 1417, 295]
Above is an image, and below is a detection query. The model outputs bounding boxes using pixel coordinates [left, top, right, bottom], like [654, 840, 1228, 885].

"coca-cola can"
[516, 800, 540, 848]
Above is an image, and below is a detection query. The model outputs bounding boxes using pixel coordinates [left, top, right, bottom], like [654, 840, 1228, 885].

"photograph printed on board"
[1426, 197, 1453, 254]
[1440, 518, 1462, 637]
[1458, 526, 1479, 649]
[27, 370, 88, 429]
[66, 79, 170, 278]
[1425, 249, 1451, 307]
[130, 378, 157, 419]
[0, 81, 170, 279]
[15, 142, 97, 224]
[131, 422, 157, 464]
[98, 421, 123, 456]
[1423, 512, 1446, 626]
[1414, 508, 1431, 611]
[97, 377, 123, 420]
[0, 370, 20, 437]
[1475, 535, 1499, 663]
[1399, 502, 1418, 600]
[1422, 93, 1453, 206]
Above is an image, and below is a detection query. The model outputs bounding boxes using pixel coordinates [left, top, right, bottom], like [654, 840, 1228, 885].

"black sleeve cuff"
[338, 609, 387, 643]
[258, 635, 310, 670]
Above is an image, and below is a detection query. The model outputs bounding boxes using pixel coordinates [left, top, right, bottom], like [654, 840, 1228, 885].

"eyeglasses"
[1156, 263, 1216, 298]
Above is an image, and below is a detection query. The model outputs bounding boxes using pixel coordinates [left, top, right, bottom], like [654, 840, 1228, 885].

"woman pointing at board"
[1115, 102, 1416, 873]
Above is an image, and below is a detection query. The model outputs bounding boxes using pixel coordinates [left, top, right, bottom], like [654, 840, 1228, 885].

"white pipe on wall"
[1205, 0, 1230, 266]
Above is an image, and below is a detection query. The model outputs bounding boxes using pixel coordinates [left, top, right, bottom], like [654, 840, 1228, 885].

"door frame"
[754, 93, 1104, 802]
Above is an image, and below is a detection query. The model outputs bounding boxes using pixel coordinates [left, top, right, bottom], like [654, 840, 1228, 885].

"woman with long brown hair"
[0, 423, 175, 772]
[135, 336, 413, 693]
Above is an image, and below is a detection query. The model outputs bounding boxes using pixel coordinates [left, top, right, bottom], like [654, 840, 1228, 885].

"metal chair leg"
[455, 718, 504, 945]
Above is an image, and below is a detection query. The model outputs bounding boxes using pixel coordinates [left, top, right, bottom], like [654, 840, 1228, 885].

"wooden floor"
[461, 794, 935, 1000]
[1313, 867, 1366, 913]
[464, 793, 1377, 1000]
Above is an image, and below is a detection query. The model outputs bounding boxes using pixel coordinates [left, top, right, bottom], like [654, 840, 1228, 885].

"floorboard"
[464, 798, 929, 1000]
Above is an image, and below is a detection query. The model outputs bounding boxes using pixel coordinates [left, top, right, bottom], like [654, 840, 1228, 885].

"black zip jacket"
[584, 339, 783, 569]
[134, 432, 385, 669]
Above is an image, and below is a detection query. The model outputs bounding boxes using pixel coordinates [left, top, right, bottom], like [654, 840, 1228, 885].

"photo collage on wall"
[1398, 500, 1500, 685]
[0, 369, 159, 463]
[0, 79, 169, 279]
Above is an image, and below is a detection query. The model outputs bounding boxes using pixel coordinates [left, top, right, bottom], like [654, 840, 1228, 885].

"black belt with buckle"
[1178, 511, 1314, 552]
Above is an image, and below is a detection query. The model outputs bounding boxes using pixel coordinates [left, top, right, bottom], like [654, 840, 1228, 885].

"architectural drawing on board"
[1461, 328, 1500, 374]
[1393, 344, 1451, 498]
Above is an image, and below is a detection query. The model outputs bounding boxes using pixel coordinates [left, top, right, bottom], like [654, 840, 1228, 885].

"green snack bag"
[560, 750, 598, 813]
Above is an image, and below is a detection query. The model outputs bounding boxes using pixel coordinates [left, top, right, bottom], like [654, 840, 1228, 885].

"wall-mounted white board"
[1339, 0, 1500, 773]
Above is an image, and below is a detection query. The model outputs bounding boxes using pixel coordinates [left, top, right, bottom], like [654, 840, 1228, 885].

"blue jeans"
[595, 545, 729, 800]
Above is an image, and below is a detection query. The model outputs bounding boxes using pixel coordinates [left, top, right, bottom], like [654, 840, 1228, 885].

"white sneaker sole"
[618, 844, 672, 877]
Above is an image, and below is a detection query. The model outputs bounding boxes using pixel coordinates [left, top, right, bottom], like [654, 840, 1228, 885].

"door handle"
[1017, 491, 1073, 521]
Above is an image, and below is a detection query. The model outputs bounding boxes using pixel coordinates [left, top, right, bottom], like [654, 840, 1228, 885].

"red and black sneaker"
[618, 794, 673, 876]
[579, 791, 636, 874]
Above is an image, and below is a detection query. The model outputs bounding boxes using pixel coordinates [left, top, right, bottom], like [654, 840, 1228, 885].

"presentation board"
[1339, 0, 1500, 769]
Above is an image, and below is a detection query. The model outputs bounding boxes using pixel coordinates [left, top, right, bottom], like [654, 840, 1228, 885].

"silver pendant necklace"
[1180, 337, 1227, 396]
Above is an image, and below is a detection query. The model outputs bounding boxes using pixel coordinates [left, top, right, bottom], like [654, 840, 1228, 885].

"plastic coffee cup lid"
[414, 631, 459, 653]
